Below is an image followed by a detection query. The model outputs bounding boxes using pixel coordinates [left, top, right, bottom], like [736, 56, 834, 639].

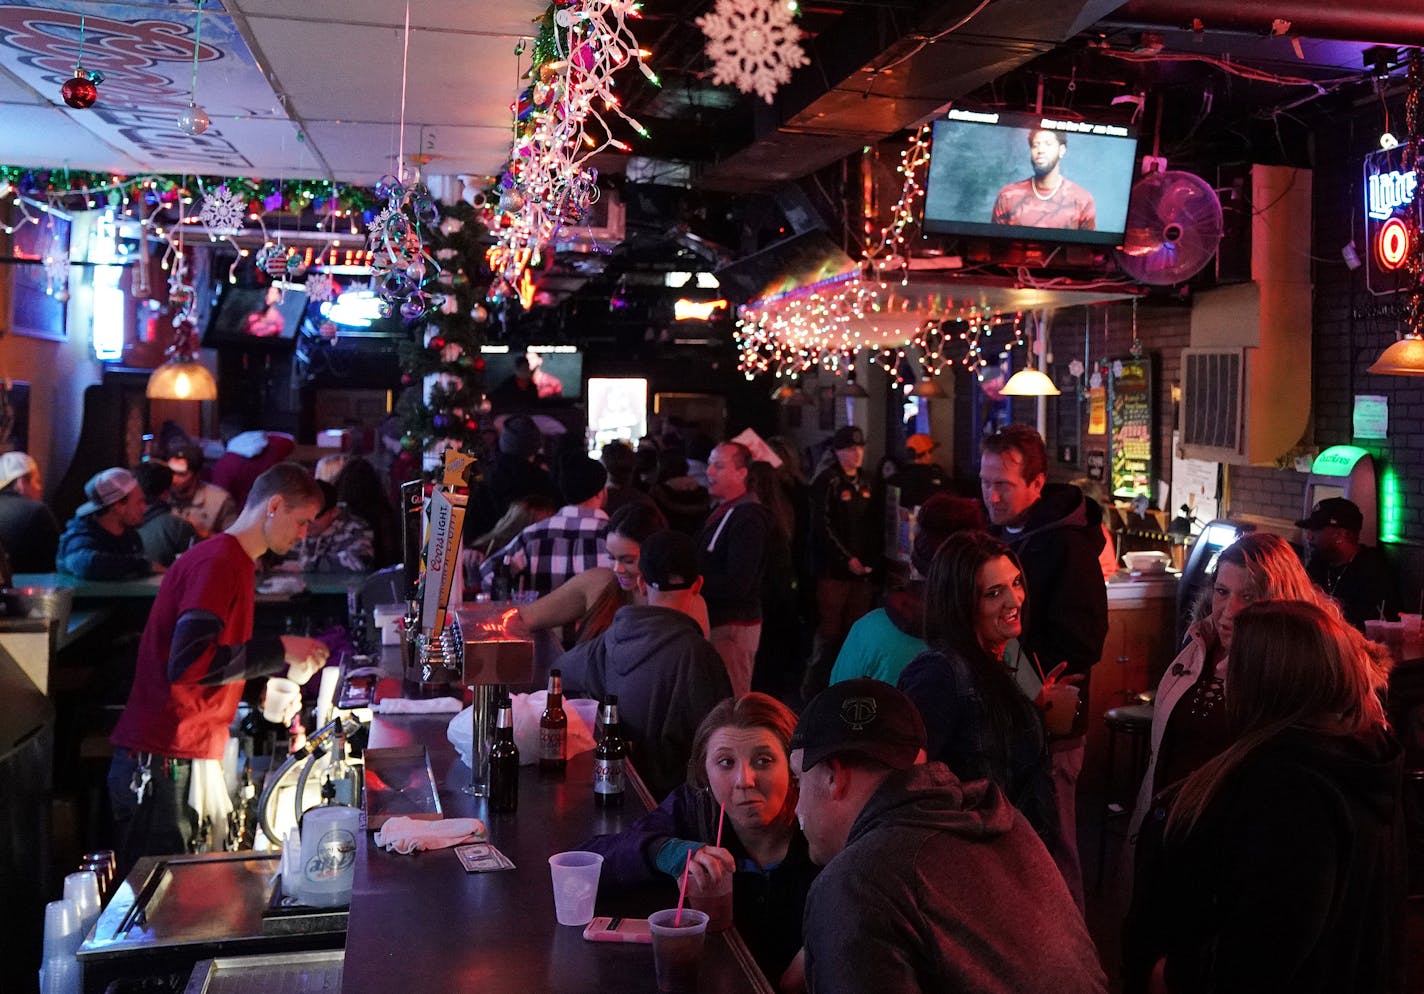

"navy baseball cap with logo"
[1295, 497, 1363, 533]
[790, 678, 926, 771]
[638, 529, 700, 591]
[831, 425, 865, 451]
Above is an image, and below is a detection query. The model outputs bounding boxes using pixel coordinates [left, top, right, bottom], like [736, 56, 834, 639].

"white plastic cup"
[262, 677, 301, 723]
[1399, 613, 1422, 643]
[42, 899, 80, 960]
[548, 851, 603, 926]
[63, 872, 101, 938]
[1364, 619, 1389, 644]
[1043, 683, 1081, 737]
[40, 954, 81, 994]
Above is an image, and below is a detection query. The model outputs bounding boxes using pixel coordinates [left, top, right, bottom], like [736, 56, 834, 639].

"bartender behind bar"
[108, 464, 331, 873]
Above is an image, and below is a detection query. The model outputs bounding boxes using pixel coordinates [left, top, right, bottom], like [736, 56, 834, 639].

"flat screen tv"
[922, 108, 1139, 247]
[481, 344, 583, 402]
[205, 284, 309, 345]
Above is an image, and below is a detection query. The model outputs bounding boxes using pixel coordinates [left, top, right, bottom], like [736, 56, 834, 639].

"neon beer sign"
[1362, 148, 1419, 295]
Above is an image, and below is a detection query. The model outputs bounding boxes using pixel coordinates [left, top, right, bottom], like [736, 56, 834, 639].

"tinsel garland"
[0, 166, 379, 215]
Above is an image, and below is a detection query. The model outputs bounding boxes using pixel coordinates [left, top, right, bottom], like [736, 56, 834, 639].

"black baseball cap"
[831, 425, 865, 450]
[637, 529, 700, 591]
[790, 679, 926, 772]
[1295, 497, 1363, 532]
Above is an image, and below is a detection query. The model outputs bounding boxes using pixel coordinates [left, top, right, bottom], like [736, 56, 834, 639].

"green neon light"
[1310, 444, 1371, 477]
[1380, 465, 1404, 543]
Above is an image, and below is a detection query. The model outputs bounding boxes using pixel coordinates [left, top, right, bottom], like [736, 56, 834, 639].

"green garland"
[0, 165, 378, 213]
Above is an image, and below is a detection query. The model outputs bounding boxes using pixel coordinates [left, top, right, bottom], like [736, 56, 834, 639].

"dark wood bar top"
[343, 708, 773, 994]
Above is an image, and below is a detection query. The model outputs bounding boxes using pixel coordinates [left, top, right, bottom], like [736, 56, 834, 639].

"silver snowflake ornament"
[199, 185, 246, 236]
[697, 0, 809, 104]
[43, 250, 70, 293]
[305, 272, 337, 303]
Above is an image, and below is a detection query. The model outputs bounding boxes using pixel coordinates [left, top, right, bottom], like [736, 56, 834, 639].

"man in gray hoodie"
[791, 679, 1107, 994]
[556, 529, 732, 800]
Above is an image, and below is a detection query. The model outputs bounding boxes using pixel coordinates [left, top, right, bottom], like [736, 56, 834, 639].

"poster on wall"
[1087, 384, 1107, 435]
[1107, 355, 1153, 499]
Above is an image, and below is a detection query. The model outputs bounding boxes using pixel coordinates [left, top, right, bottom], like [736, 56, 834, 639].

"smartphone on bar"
[582, 916, 652, 944]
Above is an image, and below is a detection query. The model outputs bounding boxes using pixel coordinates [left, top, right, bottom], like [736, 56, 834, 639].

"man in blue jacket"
[57, 467, 157, 580]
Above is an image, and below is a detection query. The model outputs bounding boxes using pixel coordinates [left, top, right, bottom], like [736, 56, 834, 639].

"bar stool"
[1095, 702, 1153, 892]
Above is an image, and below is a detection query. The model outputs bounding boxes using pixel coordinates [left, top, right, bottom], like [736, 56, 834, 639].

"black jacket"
[809, 465, 882, 580]
[697, 494, 773, 625]
[0, 490, 60, 573]
[991, 484, 1108, 681]
[1127, 726, 1405, 994]
[56, 515, 151, 580]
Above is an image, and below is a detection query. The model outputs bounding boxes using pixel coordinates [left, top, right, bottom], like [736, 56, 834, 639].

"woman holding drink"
[897, 532, 1061, 848]
[586, 693, 817, 988]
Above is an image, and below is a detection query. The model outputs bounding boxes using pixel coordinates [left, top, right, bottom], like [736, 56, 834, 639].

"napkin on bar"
[374, 697, 465, 715]
[373, 816, 487, 855]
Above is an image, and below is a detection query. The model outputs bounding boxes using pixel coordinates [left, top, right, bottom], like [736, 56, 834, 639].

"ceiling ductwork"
[696, 0, 1130, 190]
[1117, 0, 1424, 46]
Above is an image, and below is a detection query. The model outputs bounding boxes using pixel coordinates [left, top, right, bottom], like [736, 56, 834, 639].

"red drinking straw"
[675, 850, 693, 926]
[715, 804, 725, 849]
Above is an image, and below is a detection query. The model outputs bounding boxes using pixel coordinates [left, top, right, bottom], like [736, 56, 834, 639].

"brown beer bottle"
[488, 696, 520, 813]
[592, 695, 625, 807]
[539, 669, 568, 777]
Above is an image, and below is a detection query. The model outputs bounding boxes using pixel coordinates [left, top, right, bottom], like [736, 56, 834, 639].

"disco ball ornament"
[177, 103, 210, 136]
[61, 70, 98, 109]
[54, 289, 70, 303]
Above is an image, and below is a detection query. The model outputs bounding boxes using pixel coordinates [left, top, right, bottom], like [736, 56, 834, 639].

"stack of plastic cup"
[64, 872, 101, 940]
[78, 850, 114, 898]
[40, 899, 81, 994]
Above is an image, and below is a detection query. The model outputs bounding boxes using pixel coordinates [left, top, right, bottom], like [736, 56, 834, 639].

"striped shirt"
[479, 504, 609, 596]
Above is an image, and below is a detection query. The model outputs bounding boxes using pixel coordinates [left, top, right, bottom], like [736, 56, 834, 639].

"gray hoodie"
[804, 763, 1107, 994]
[556, 604, 732, 799]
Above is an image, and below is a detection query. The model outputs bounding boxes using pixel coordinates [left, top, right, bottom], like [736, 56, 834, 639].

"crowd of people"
[6, 409, 1411, 993]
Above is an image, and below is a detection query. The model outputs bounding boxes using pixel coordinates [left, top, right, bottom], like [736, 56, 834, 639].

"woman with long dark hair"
[897, 531, 1058, 843]
[1126, 600, 1401, 993]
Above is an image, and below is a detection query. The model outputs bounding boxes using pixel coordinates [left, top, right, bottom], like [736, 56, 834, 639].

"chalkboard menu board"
[1107, 355, 1153, 499]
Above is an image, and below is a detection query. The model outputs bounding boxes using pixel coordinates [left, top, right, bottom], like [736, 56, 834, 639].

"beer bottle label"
[593, 757, 624, 795]
[539, 726, 567, 762]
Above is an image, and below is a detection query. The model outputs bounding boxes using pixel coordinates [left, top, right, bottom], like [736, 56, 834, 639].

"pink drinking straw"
[714, 804, 726, 848]
[675, 849, 694, 925]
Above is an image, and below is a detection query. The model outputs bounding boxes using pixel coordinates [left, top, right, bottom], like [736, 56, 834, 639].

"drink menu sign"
[1108, 356, 1153, 499]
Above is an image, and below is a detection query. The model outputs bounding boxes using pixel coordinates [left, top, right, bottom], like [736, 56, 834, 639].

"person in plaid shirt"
[276, 480, 374, 573]
[480, 455, 609, 597]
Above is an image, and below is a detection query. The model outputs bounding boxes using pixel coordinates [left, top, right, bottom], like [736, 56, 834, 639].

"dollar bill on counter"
[455, 842, 516, 873]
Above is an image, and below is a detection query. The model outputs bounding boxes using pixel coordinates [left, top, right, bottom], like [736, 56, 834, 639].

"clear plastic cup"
[548, 851, 603, 926]
[40, 954, 80, 994]
[1399, 613, 1422, 643]
[42, 899, 80, 960]
[1042, 683, 1081, 737]
[262, 676, 301, 723]
[648, 908, 709, 992]
[687, 870, 733, 932]
[63, 872, 101, 937]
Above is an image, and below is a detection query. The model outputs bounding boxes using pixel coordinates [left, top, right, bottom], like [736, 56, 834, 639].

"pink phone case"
[582, 916, 653, 944]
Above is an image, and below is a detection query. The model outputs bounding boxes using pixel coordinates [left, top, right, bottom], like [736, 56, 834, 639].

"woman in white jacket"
[1128, 533, 1325, 840]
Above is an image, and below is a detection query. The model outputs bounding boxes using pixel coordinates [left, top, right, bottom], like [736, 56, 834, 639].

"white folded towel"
[374, 816, 487, 855]
[374, 697, 465, 715]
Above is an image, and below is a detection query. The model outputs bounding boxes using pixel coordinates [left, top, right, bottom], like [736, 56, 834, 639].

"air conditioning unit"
[1180, 348, 1243, 460]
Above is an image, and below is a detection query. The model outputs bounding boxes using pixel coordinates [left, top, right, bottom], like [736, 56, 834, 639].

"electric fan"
[1115, 170, 1224, 285]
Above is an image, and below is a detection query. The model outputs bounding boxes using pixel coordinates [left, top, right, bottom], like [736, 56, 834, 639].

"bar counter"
[343, 705, 773, 994]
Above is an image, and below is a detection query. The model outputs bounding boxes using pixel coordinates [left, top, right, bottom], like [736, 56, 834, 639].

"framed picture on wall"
[8, 200, 70, 341]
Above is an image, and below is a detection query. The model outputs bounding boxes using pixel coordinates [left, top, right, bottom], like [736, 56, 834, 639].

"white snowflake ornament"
[305, 272, 337, 303]
[199, 185, 245, 236]
[43, 251, 70, 295]
[697, 0, 809, 104]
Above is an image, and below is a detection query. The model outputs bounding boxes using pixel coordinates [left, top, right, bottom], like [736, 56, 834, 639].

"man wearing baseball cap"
[1296, 497, 1398, 630]
[0, 450, 59, 572]
[803, 425, 883, 701]
[790, 679, 1106, 994]
[56, 467, 156, 580]
[887, 433, 950, 510]
[556, 529, 731, 799]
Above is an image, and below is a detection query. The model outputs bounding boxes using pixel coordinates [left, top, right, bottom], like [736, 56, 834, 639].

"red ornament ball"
[474, 358, 486, 372]
[401, 373, 414, 386]
[61, 73, 98, 109]
[464, 418, 478, 431]
[429, 336, 446, 350]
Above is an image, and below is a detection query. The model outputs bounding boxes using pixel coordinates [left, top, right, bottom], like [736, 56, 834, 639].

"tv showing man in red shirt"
[992, 129, 1097, 231]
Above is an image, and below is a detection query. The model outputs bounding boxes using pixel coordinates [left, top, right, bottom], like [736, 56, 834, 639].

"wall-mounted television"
[481, 344, 583, 402]
[922, 109, 1139, 248]
[204, 284, 309, 345]
[316, 288, 409, 339]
